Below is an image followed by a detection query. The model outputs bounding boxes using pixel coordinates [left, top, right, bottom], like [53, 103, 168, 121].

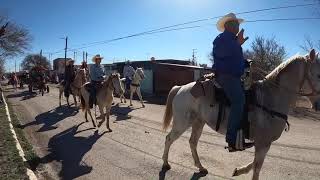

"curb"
[1, 92, 38, 180]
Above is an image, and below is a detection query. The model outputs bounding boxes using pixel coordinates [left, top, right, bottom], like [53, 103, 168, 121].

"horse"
[9, 74, 18, 90]
[119, 68, 145, 107]
[80, 73, 123, 131]
[59, 68, 87, 107]
[161, 49, 320, 180]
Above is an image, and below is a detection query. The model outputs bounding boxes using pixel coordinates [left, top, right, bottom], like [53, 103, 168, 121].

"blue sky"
[2, 0, 320, 72]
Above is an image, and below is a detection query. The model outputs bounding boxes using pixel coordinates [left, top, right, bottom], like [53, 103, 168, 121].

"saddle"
[84, 81, 103, 108]
[191, 73, 256, 140]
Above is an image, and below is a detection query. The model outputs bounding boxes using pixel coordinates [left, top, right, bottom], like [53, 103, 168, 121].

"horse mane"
[265, 55, 306, 81]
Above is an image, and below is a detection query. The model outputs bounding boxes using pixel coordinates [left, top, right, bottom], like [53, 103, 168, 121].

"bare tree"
[209, 36, 286, 75]
[245, 36, 286, 73]
[300, 35, 320, 53]
[21, 54, 51, 71]
[0, 15, 31, 59]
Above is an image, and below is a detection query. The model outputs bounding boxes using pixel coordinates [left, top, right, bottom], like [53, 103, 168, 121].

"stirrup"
[225, 142, 254, 152]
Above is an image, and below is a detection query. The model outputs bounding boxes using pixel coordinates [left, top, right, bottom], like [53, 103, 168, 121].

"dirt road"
[5, 85, 320, 180]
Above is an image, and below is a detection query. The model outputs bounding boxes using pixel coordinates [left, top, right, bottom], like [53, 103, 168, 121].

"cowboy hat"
[92, 54, 104, 62]
[216, 13, 244, 32]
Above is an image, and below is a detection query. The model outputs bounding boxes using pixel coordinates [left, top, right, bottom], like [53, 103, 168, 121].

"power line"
[45, 2, 319, 55]
[69, 17, 320, 51]
[66, 2, 319, 49]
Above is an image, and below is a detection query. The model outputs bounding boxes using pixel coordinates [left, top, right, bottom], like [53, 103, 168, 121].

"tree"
[0, 14, 31, 74]
[0, 15, 31, 58]
[244, 36, 286, 73]
[21, 54, 51, 71]
[300, 35, 320, 53]
[209, 36, 286, 74]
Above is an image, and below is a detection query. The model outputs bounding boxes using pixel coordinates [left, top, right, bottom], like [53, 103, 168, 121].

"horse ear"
[309, 49, 316, 62]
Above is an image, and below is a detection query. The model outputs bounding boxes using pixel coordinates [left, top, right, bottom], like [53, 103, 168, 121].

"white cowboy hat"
[92, 54, 104, 62]
[216, 13, 244, 32]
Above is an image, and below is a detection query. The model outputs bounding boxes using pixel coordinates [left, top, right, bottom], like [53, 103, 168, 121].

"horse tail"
[163, 85, 181, 131]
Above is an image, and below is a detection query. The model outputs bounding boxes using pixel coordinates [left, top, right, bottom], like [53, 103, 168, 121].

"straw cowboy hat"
[216, 13, 244, 32]
[92, 54, 104, 62]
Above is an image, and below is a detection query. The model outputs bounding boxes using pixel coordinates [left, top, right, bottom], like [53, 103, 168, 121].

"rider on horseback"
[64, 59, 76, 97]
[89, 54, 105, 108]
[123, 60, 135, 91]
[212, 13, 252, 152]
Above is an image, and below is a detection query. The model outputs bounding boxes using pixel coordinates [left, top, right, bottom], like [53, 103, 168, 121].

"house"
[108, 59, 211, 96]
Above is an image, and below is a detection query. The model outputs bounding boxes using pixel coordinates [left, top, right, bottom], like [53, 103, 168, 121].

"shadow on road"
[110, 103, 143, 122]
[19, 105, 78, 132]
[32, 122, 107, 179]
[6, 90, 37, 101]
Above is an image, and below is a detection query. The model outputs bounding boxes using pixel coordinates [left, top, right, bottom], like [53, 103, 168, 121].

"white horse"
[59, 68, 87, 107]
[80, 73, 123, 131]
[119, 68, 145, 107]
[161, 49, 320, 180]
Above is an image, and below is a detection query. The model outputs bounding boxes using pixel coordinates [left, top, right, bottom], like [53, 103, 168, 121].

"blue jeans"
[217, 75, 245, 145]
[125, 77, 132, 90]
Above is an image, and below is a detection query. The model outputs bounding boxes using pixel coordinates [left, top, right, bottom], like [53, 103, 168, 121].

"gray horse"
[161, 49, 320, 180]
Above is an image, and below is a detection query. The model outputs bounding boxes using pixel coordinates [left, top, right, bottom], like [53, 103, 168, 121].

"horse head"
[136, 68, 145, 80]
[301, 49, 320, 99]
[110, 73, 124, 95]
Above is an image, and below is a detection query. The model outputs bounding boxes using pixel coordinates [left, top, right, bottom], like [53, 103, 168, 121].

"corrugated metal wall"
[140, 69, 153, 95]
[154, 64, 194, 95]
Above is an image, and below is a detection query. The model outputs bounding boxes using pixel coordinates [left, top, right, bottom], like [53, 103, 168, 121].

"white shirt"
[123, 65, 135, 80]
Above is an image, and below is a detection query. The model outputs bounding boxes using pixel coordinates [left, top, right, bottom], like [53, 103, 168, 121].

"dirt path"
[5, 85, 320, 180]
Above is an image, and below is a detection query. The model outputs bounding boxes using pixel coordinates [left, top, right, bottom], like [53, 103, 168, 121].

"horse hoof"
[130, 104, 133, 106]
[199, 168, 208, 175]
[162, 164, 171, 171]
[108, 128, 113, 132]
[232, 168, 239, 177]
[142, 104, 145, 108]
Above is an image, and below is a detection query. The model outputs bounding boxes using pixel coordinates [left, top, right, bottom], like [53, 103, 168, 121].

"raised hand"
[237, 29, 249, 45]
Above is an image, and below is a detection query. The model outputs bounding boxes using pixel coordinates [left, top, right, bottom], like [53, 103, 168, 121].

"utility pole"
[192, 49, 197, 65]
[64, 36, 68, 72]
[73, 51, 76, 61]
[85, 52, 88, 63]
[14, 59, 16, 73]
[83, 51, 85, 62]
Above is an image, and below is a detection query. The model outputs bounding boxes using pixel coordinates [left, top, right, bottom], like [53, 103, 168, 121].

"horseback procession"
[4, 11, 320, 180]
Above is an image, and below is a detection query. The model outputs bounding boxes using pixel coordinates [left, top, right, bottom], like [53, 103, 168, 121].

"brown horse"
[80, 73, 123, 131]
[59, 69, 87, 107]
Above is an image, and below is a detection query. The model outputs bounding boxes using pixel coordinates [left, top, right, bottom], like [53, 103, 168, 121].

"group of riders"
[7, 12, 255, 152]
[63, 54, 135, 108]
[8, 65, 47, 89]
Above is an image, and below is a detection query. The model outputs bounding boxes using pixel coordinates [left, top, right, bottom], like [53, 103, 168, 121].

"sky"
[1, 0, 320, 72]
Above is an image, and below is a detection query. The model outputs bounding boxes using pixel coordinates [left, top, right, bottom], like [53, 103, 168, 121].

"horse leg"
[233, 144, 271, 180]
[130, 87, 134, 106]
[73, 94, 77, 107]
[84, 110, 88, 122]
[87, 109, 97, 128]
[136, 87, 145, 108]
[59, 88, 62, 107]
[105, 107, 112, 132]
[162, 120, 190, 170]
[189, 120, 207, 173]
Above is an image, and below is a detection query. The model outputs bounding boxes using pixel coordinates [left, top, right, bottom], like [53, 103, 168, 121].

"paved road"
[5, 85, 320, 180]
